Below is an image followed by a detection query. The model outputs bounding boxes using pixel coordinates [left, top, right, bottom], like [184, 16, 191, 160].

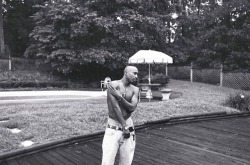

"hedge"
[0, 81, 68, 88]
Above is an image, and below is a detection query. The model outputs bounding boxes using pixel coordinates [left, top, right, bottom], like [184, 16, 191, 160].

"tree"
[166, 0, 202, 64]
[0, 0, 4, 58]
[3, 0, 45, 57]
[168, 0, 250, 71]
[26, 0, 172, 78]
[192, 0, 250, 70]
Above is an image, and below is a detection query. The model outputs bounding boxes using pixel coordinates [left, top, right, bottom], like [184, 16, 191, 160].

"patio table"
[138, 83, 161, 100]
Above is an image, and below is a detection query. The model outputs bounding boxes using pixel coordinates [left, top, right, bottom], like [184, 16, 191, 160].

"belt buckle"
[114, 126, 119, 130]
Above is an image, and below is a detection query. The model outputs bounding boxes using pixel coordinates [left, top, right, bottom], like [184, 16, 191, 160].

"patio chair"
[101, 77, 111, 91]
[139, 86, 148, 99]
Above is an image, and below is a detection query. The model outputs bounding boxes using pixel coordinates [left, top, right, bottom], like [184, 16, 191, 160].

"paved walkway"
[0, 113, 250, 165]
[0, 90, 107, 103]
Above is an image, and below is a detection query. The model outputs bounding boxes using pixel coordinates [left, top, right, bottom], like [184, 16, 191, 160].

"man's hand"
[108, 84, 122, 99]
[123, 127, 130, 139]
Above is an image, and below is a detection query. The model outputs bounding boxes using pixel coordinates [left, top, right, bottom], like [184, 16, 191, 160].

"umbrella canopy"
[128, 50, 173, 64]
[128, 50, 173, 84]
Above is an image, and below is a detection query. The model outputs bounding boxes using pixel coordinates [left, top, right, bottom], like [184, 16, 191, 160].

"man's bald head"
[124, 66, 138, 74]
[123, 66, 138, 84]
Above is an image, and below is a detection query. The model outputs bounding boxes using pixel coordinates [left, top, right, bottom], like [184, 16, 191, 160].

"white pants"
[101, 117, 136, 165]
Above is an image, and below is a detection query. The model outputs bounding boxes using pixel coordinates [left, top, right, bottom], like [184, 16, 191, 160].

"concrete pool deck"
[0, 90, 107, 104]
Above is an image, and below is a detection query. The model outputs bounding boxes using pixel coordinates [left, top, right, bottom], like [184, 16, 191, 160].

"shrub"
[0, 81, 68, 89]
[224, 93, 250, 111]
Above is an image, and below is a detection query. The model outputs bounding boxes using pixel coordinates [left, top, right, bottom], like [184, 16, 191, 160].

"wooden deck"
[0, 115, 250, 165]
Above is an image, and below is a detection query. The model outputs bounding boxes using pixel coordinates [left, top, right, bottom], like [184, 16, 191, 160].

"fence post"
[8, 57, 11, 71]
[220, 64, 223, 87]
[190, 62, 193, 83]
[7, 46, 11, 71]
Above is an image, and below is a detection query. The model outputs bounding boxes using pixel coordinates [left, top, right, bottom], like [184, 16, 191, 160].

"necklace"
[120, 80, 130, 98]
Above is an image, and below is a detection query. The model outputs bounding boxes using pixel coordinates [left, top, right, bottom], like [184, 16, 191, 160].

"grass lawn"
[0, 79, 248, 154]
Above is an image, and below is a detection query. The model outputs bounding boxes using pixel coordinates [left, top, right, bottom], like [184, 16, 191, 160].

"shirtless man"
[101, 66, 139, 165]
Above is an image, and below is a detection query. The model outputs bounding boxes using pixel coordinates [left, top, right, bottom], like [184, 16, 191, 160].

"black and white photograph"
[0, 0, 249, 164]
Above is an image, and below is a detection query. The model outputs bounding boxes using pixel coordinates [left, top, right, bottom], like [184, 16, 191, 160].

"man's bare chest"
[117, 84, 133, 102]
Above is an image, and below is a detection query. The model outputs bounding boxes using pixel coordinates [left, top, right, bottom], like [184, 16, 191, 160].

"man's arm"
[108, 85, 139, 113]
[119, 87, 139, 113]
[108, 82, 127, 128]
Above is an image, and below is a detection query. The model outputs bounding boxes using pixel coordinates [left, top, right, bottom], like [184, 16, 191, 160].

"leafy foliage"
[172, 0, 250, 70]
[225, 92, 250, 111]
[3, 0, 45, 57]
[3, 0, 250, 79]
[25, 0, 172, 75]
[0, 81, 68, 88]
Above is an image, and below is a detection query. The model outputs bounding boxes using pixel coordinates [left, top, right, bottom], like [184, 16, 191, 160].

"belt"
[107, 124, 134, 132]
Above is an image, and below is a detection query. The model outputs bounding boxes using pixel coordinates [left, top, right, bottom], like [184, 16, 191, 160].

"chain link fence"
[0, 58, 55, 82]
[1, 58, 249, 90]
[168, 64, 250, 90]
[0, 58, 37, 71]
[168, 65, 190, 81]
[192, 68, 221, 85]
[223, 71, 250, 90]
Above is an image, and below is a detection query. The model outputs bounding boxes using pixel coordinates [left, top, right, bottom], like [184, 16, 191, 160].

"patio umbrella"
[128, 50, 173, 84]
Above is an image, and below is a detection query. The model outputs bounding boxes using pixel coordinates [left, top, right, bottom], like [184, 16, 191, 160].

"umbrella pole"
[148, 63, 151, 103]
[148, 63, 151, 84]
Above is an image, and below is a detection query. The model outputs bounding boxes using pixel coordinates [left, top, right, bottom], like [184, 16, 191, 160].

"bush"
[0, 81, 68, 89]
[140, 73, 170, 85]
[225, 93, 250, 111]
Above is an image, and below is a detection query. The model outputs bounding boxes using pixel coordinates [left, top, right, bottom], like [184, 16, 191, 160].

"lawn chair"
[139, 86, 148, 99]
[101, 77, 111, 91]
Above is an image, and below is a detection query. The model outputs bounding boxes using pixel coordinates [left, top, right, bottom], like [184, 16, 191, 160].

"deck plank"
[138, 132, 247, 165]
[54, 148, 82, 165]
[4, 159, 20, 165]
[180, 123, 250, 143]
[194, 123, 250, 138]
[31, 153, 53, 165]
[46, 150, 75, 165]
[16, 157, 30, 165]
[138, 132, 224, 165]
[39, 151, 65, 165]
[1, 116, 250, 165]
[23, 156, 43, 165]
[0, 161, 8, 165]
[158, 124, 250, 153]
[66, 145, 97, 165]
[61, 147, 96, 165]
[149, 128, 250, 162]
[76, 144, 101, 164]
[25, 155, 43, 165]
[136, 139, 196, 165]
[195, 118, 250, 135]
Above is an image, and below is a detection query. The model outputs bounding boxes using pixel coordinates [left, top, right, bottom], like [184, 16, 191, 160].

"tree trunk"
[0, 1, 5, 58]
[196, 0, 201, 15]
[168, 21, 171, 43]
[181, 0, 187, 37]
[195, 0, 201, 37]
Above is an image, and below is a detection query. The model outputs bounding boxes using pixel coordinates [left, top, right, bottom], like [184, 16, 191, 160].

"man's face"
[126, 67, 138, 83]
